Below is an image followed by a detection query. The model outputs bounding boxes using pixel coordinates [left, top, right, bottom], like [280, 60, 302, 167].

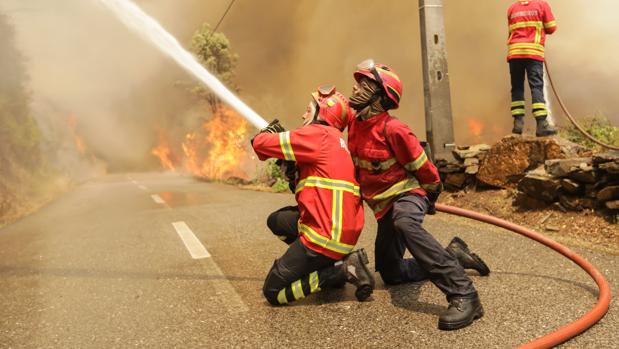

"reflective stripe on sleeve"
[279, 131, 296, 161]
[544, 21, 557, 28]
[404, 152, 428, 172]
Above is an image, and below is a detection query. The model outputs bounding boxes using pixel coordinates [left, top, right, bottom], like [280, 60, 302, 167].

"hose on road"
[437, 203, 611, 348]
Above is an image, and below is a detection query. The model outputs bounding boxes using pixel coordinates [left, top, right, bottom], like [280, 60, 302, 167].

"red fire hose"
[437, 203, 611, 348]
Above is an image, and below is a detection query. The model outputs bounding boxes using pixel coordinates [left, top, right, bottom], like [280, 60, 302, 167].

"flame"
[467, 118, 486, 137]
[151, 107, 252, 180]
[182, 107, 250, 180]
[151, 130, 177, 171]
[67, 114, 87, 155]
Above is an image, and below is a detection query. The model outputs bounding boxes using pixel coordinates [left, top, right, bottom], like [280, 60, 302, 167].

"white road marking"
[171, 221, 248, 312]
[172, 221, 211, 259]
[138, 185, 148, 191]
[151, 194, 165, 204]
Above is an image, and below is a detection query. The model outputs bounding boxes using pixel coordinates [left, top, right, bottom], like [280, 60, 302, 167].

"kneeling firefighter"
[251, 86, 375, 305]
[347, 59, 490, 330]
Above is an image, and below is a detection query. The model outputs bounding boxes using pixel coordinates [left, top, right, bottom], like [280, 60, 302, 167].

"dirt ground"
[441, 189, 619, 255]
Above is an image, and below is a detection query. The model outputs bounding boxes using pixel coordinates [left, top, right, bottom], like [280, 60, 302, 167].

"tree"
[190, 24, 239, 111]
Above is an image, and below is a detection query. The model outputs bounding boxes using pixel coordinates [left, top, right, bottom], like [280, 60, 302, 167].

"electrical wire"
[212, 0, 236, 33]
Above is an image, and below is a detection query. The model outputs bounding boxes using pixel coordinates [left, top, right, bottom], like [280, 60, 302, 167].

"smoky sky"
[1, 0, 617, 170]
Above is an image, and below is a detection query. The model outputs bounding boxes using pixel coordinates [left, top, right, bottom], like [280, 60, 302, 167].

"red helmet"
[353, 59, 403, 109]
[311, 85, 353, 130]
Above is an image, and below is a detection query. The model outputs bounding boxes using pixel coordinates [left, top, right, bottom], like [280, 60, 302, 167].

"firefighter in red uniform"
[252, 86, 375, 305]
[347, 59, 490, 330]
[507, 0, 558, 136]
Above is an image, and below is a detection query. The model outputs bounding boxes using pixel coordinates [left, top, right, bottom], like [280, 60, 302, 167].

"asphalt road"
[0, 173, 617, 348]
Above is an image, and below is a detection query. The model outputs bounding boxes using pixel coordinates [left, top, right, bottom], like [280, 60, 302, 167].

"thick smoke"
[1, 0, 617, 172]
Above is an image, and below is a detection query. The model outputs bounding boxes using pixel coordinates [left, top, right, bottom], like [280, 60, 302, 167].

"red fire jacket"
[348, 112, 441, 220]
[507, 0, 557, 61]
[252, 124, 364, 260]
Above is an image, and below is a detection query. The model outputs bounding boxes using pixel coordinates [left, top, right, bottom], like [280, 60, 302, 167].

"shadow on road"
[386, 281, 444, 316]
[493, 270, 599, 297]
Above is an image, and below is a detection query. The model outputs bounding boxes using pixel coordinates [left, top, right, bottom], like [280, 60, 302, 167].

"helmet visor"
[356, 58, 384, 88]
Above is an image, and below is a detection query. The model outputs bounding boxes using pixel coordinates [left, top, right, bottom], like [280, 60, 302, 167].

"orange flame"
[151, 130, 176, 171]
[151, 107, 252, 180]
[67, 115, 87, 155]
[182, 108, 250, 180]
[467, 118, 486, 137]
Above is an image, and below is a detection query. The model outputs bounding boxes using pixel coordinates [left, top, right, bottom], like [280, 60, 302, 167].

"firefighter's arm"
[252, 126, 323, 164]
[388, 123, 442, 214]
[542, 1, 557, 34]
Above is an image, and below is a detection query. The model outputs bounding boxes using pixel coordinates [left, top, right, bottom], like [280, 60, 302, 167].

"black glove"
[424, 182, 443, 215]
[259, 119, 285, 134]
[276, 159, 298, 193]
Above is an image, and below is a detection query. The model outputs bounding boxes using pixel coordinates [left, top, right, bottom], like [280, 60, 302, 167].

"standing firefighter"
[252, 86, 375, 306]
[507, 0, 558, 136]
[347, 59, 490, 330]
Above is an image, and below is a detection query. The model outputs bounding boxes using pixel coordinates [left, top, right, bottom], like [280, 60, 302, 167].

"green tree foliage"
[190, 24, 239, 111]
[559, 114, 619, 151]
[0, 13, 42, 169]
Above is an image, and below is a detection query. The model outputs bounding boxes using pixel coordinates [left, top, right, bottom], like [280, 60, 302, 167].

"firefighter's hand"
[259, 119, 285, 134]
[425, 183, 443, 215]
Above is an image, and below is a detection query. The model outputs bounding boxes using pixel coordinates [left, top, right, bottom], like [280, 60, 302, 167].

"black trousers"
[375, 194, 476, 299]
[262, 206, 344, 305]
[509, 58, 548, 118]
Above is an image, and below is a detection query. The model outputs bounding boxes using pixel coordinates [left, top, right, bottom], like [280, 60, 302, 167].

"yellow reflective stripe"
[279, 131, 296, 161]
[533, 110, 548, 117]
[309, 271, 321, 293]
[371, 178, 420, 201]
[544, 21, 557, 28]
[291, 279, 305, 300]
[296, 176, 360, 196]
[354, 157, 397, 171]
[331, 190, 343, 242]
[532, 103, 546, 110]
[404, 152, 428, 172]
[535, 27, 541, 44]
[277, 289, 288, 304]
[509, 49, 545, 57]
[299, 224, 354, 255]
[378, 67, 401, 82]
[509, 21, 543, 31]
[508, 43, 545, 50]
[511, 101, 525, 107]
[512, 109, 526, 115]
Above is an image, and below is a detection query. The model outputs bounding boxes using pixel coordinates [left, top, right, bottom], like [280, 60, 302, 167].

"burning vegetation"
[151, 107, 253, 181]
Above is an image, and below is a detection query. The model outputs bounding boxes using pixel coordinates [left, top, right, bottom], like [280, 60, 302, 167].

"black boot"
[339, 248, 375, 301]
[535, 116, 558, 137]
[446, 237, 490, 276]
[512, 115, 524, 134]
[438, 294, 484, 331]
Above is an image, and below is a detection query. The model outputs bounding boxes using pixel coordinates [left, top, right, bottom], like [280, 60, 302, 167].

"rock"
[444, 173, 467, 190]
[453, 144, 491, 160]
[438, 162, 465, 174]
[560, 178, 582, 194]
[606, 200, 619, 210]
[517, 172, 561, 203]
[597, 186, 619, 202]
[599, 161, 619, 174]
[545, 158, 592, 178]
[545, 225, 561, 232]
[593, 151, 619, 166]
[477, 136, 581, 188]
[514, 191, 549, 210]
[568, 165, 598, 184]
[559, 195, 584, 211]
[463, 158, 479, 166]
[465, 165, 480, 175]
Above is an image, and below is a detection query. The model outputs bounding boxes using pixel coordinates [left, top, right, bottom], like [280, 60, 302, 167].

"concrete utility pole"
[419, 0, 455, 161]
